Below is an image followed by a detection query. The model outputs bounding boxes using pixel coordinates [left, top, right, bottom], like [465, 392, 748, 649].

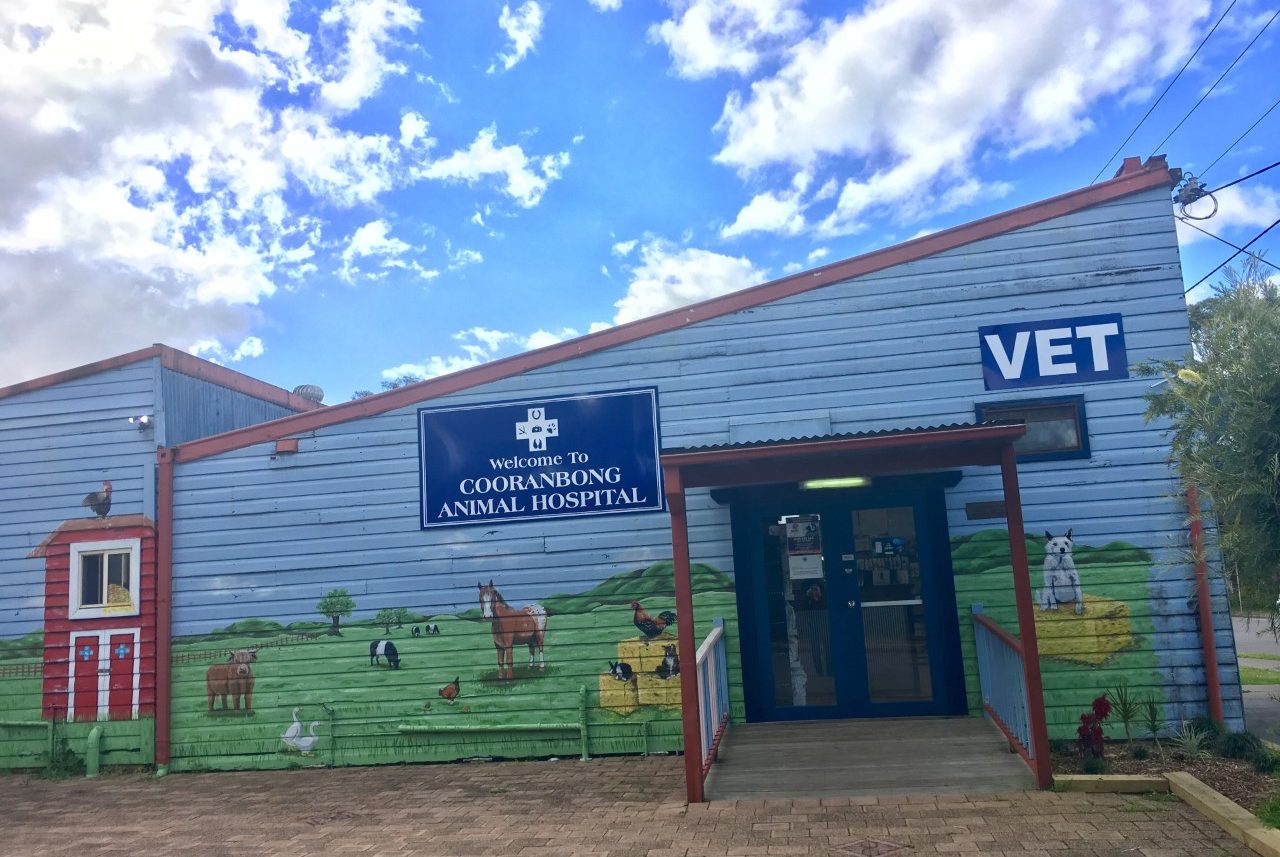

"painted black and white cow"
[369, 639, 401, 669]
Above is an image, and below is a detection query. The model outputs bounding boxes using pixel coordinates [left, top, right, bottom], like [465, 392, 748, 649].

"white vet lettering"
[1073, 322, 1121, 372]
[984, 331, 1030, 380]
[1034, 328, 1076, 376]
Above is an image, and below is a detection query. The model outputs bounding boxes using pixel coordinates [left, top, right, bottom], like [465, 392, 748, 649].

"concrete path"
[0, 756, 1252, 856]
[1233, 615, 1280, 742]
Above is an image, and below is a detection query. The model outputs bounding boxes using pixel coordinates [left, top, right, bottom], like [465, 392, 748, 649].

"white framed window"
[68, 539, 141, 619]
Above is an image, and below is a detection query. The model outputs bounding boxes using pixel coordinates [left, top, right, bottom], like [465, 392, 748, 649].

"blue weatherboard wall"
[0, 354, 311, 769]
[165, 184, 1242, 772]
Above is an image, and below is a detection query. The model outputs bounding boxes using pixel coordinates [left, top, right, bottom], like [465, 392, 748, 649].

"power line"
[1091, 0, 1240, 184]
[1206, 158, 1280, 195]
[1185, 216, 1280, 294]
[1200, 93, 1280, 181]
[1177, 216, 1280, 273]
[1150, 7, 1280, 157]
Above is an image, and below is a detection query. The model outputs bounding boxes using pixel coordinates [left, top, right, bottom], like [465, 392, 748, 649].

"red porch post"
[1000, 444, 1053, 789]
[664, 464, 705, 803]
[1187, 485, 1225, 725]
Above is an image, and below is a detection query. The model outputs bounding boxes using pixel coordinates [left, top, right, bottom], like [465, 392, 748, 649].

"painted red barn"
[29, 515, 156, 722]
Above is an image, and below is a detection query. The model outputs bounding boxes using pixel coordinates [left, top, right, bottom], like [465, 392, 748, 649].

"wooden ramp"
[704, 717, 1034, 801]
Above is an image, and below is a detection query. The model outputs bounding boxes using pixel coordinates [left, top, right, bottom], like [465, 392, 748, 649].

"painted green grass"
[952, 531, 1162, 741]
[169, 589, 740, 771]
[0, 664, 41, 721]
[1240, 666, 1280, 685]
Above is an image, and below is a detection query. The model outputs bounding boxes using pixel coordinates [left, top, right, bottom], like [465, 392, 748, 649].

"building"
[0, 346, 321, 768]
[0, 158, 1243, 798]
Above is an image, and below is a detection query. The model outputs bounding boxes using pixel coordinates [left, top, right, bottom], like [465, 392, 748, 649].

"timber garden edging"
[1055, 772, 1280, 857]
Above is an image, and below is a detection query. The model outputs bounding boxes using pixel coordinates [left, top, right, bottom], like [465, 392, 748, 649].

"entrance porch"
[704, 717, 1034, 801]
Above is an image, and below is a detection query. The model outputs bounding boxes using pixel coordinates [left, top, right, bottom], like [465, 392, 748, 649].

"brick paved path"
[2, 756, 1253, 856]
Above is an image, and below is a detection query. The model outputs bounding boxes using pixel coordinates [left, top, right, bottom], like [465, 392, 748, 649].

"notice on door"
[786, 515, 824, 579]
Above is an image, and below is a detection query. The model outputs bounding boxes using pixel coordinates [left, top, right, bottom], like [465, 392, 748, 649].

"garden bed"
[1053, 743, 1280, 813]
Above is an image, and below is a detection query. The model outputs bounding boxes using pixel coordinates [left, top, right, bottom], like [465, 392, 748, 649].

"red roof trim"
[0, 344, 321, 413]
[171, 157, 1176, 464]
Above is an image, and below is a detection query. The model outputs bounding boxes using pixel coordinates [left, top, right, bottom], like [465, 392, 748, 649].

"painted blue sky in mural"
[1, 0, 1277, 401]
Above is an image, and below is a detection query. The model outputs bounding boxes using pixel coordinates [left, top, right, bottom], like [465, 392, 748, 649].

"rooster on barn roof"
[82, 481, 112, 518]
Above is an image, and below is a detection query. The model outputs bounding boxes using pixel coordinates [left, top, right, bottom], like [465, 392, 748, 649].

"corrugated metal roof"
[661, 421, 1022, 456]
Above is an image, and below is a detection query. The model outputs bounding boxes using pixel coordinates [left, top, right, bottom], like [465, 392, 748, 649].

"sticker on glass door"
[764, 514, 834, 708]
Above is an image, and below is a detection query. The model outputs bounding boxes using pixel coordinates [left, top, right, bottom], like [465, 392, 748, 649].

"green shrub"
[1257, 793, 1280, 829]
[1215, 731, 1265, 760]
[1170, 722, 1212, 759]
[1254, 752, 1280, 774]
[1082, 757, 1109, 775]
[1131, 745, 1150, 760]
[1189, 716, 1225, 740]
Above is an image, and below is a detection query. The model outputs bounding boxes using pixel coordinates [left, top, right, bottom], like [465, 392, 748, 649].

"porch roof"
[659, 421, 1027, 490]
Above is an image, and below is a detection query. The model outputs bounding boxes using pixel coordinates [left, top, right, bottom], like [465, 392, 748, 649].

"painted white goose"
[281, 707, 302, 750]
[294, 722, 321, 755]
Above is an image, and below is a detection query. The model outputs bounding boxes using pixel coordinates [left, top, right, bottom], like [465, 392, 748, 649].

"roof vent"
[292, 384, 325, 404]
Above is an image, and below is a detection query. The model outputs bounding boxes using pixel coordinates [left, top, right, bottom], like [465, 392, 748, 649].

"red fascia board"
[0, 343, 320, 413]
[171, 161, 1174, 464]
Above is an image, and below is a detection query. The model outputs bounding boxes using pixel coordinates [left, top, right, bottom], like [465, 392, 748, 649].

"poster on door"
[786, 515, 824, 579]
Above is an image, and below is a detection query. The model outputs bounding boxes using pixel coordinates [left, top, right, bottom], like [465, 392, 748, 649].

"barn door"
[108, 634, 135, 719]
[72, 635, 102, 721]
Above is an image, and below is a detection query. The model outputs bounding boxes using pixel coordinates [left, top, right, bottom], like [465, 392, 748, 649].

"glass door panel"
[761, 513, 836, 709]
[852, 506, 933, 703]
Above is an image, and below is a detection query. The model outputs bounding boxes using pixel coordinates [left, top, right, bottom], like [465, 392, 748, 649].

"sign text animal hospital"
[417, 389, 663, 527]
[978, 313, 1129, 391]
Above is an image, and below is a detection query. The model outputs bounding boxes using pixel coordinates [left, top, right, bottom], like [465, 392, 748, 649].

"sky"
[1, 0, 1277, 401]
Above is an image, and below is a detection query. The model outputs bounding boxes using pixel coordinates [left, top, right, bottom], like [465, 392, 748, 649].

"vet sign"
[418, 388, 663, 528]
[978, 313, 1128, 391]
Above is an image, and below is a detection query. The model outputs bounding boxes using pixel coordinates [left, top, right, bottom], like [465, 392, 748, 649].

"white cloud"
[721, 187, 806, 238]
[611, 239, 638, 256]
[612, 238, 766, 324]
[188, 335, 266, 364]
[448, 245, 484, 269]
[650, 0, 807, 79]
[318, 0, 421, 111]
[491, 2, 544, 73]
[589, 0, 622, 10]
[715, 0, 1211, 234]
[0, 0, 423, 383]
[338, 219, 436, 282]
[399, 112, 430, 147]
[385, 324, 586, 379]
[1176, 184, 1280, 246]
[807, 247, 829, 263]
[419, 126, 570, 207]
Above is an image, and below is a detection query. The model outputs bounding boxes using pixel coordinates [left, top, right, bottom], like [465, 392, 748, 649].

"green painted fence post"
[579, 685, 589, 761]
[85, 726, 102, 778]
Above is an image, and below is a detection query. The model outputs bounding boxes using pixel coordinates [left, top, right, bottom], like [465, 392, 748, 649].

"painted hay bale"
[617, 635, 678, 674]
[599, 673, 640, 716]
[1034, 594, 1133, 665]
[636, 672, 682, 707]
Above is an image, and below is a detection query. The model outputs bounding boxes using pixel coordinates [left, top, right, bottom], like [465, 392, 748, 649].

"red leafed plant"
[1077, 694, 1112, 760]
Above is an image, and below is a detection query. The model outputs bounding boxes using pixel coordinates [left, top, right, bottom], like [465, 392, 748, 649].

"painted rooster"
[81, 480, 112, 519]
[631, 601, 677, 641]
[438, 677, 460, 704]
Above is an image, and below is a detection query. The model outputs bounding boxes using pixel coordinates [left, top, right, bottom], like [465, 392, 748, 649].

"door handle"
[847, 600, 858, 608]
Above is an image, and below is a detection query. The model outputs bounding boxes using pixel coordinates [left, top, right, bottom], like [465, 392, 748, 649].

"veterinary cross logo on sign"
[515, 408, 559, 451]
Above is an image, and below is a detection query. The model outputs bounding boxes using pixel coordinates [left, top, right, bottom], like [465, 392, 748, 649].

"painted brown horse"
[477, 580, 547, 680]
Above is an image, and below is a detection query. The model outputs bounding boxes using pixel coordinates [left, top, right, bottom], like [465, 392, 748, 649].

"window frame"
[68, 538, 141, 619]
[975, 395, 1090, 462]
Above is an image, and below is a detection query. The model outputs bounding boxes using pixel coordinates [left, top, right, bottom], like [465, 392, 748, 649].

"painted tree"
[373, 608, 408, 634]
[1139, 257, 1280, 609]
[317, 588, 356, 636]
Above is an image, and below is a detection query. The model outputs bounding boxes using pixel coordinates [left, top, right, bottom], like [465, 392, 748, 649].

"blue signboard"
[418, 388, 663, 528]
[978, 313, 1128, 391]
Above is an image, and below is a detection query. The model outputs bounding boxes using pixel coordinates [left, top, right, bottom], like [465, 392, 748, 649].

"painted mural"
[952, 527, 1165, 740]
[164, 561, 739, 772]
[0, 482, 157, 771]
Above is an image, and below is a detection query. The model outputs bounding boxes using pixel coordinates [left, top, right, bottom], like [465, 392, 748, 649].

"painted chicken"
[82, 480, 112, 519]
[631, 601, 677, 641]
[438, 677, 460, 704]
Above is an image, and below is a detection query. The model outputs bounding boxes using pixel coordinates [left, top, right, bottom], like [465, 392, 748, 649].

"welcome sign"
[418, 388, 663, 527]
[978, 313, 1129, 391]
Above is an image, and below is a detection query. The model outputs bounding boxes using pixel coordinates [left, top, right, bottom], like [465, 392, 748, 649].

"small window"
[69, 539, 140, 618]
[976, 396, 1089, 461]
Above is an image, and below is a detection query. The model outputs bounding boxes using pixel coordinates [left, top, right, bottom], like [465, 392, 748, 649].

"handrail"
[695, 619, 730, 781]
[971, 604, 1034, 768]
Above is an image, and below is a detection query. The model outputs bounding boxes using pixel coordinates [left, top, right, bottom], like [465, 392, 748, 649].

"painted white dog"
[1039, 529, 1084, 615]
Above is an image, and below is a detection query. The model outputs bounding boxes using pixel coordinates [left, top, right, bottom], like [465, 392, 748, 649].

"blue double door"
[730, 481, 967, 722]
